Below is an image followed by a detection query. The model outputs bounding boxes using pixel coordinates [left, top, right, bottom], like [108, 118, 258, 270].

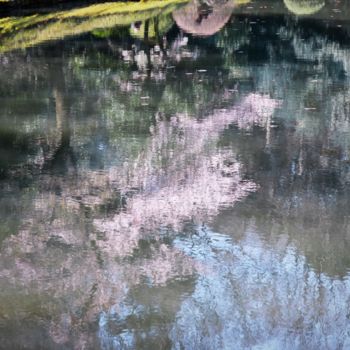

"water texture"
[1, 0, 350, 349]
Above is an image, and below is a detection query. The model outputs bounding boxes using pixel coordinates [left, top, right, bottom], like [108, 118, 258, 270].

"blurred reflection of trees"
[2, 9, 350, 348]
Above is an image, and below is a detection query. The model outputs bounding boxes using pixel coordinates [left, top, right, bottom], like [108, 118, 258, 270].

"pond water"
[1, 0, 350, 349]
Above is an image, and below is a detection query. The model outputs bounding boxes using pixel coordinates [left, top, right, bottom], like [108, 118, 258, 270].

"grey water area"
[1, 0, 350, 349]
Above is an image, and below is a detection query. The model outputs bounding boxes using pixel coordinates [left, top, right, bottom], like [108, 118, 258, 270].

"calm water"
[1, 0, 350, 349]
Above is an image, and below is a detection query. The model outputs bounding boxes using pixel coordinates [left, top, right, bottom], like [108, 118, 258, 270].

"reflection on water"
[2, 0, 350, 349]
[173, 0, 234, 36]
[170, 229, 350, 350]
[284, 0, 325, 16]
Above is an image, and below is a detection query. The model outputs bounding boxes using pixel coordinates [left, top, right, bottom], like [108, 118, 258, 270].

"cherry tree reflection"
[0, 91, 279, 348]
[92, 93, 278, 255]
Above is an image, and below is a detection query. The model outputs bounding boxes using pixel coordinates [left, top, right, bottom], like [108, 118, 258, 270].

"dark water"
[1, 0, 350, 349]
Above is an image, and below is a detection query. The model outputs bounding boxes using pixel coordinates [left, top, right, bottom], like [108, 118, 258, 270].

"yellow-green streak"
[0, 0, 188, 52]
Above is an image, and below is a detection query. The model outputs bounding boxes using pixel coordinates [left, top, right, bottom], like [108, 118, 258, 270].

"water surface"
[1, 0, 350, 349]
